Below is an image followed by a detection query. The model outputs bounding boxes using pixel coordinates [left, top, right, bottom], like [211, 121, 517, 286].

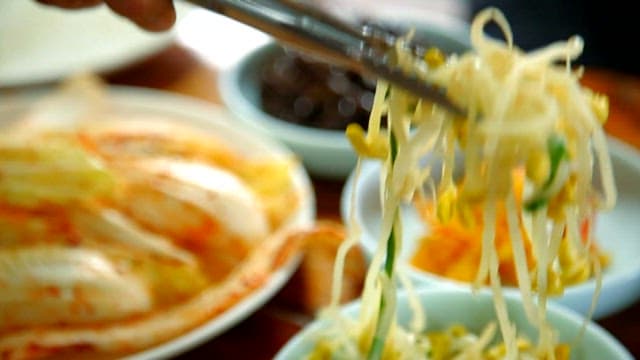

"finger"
[104, 0, 176, 32]
[37, 0, 103, 9]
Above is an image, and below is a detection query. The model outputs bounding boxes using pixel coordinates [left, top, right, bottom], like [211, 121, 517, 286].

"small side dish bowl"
[218, 15, 470, 178]
[275, 288, 633, 359]
[340, 138, 640, 319]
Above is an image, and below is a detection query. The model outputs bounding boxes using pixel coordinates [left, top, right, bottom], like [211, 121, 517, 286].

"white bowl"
[275, 288, 633, 359]
[218, 17, 470, 179]
[219, 41, 357, 179]
[340, 137, 640, 319]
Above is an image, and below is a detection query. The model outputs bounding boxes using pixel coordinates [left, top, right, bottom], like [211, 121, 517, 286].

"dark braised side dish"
[260, 50, 376, 130]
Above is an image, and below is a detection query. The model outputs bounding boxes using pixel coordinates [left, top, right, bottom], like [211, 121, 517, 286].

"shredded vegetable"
[309, 7, 615, 360]
[0, 138, 114, 207]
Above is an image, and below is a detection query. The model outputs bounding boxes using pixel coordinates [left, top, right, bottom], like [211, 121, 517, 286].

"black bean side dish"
[259, 51, 377, 131]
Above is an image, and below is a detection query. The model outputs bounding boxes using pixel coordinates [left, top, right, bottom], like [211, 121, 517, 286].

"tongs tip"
[188, 0, 465, 115]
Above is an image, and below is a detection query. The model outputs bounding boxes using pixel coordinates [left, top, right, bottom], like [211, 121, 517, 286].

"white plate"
[341, 137, 640, 319]
[276, 288, 633, 360]
[0, 1, 193, 87]
[0, 86, 316, 359]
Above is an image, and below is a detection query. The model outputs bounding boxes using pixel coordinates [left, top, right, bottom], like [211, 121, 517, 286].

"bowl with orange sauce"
[341, 139, 640, 319]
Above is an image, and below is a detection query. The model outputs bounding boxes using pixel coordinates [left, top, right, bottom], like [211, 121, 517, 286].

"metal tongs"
[185, 0, 464, 115]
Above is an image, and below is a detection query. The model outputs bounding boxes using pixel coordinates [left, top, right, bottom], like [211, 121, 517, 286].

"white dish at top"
[0, 1, 192, 87]
[341, 137, 640, 319]
[0, 86, 315, 360]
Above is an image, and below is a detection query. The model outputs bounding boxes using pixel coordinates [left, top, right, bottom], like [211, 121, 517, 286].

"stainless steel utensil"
[185, 0, 464, 115]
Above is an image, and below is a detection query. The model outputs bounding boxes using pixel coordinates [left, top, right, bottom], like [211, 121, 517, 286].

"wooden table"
[102, 33, 640, 359]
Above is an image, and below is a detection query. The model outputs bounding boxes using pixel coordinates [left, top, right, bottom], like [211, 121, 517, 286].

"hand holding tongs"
[184, 0, 464, 115]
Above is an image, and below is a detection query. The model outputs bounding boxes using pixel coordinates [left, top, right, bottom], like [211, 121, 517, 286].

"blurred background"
[470, 0, 637, 75]
[1, 1, 638, 359]
[2, 0, 636, 87]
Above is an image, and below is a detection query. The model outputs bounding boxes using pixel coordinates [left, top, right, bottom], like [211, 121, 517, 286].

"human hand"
[37, 0, 176, 32]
